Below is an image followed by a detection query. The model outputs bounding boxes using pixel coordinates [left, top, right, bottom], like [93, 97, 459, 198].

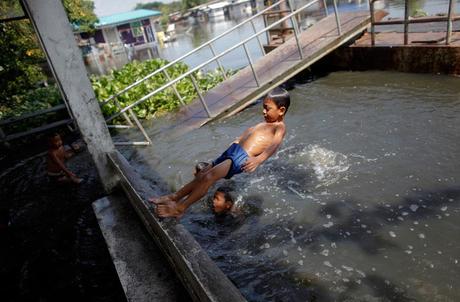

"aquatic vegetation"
[91, 58, 235, 120]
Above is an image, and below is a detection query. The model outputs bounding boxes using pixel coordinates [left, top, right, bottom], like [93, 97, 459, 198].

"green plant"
[91, 58, 235, 121]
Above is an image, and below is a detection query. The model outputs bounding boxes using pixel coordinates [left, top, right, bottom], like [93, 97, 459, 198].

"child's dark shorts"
[212, 143, 249, 179]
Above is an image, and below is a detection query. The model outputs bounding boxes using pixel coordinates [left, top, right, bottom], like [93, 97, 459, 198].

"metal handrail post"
[208, 43, 228, 80]
[106, 0, 321, 122]
[369, 0, 375, 46]
[243, 43, 260, 87]
[162, 69, 186, 106]
[100, 0, 288, 106]
[250, 20, 266, 55]
[190, 75, 212, 118]
[404, 0, 409, 45]
[322, 0, 328, 15]
[288, 0, 304, 59]
[128, 109, 153, 146]
[332, 0, 342, 35]
[446, 0, 455, 45]
[113, 99, 135, 126]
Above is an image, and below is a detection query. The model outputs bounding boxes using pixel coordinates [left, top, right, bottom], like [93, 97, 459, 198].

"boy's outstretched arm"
[242, 125, 286, 172]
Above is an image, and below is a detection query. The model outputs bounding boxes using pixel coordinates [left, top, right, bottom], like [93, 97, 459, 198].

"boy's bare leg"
[155, 160, 231, 219]
[149, 164, 214, 204]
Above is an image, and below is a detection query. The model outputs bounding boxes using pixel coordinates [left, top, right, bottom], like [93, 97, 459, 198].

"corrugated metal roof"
[96, 9, 161, 28]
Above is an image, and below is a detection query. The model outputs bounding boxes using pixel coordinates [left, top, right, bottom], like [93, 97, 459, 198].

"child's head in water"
[263, 87, 290, 123]
[212, 186, 234, 215]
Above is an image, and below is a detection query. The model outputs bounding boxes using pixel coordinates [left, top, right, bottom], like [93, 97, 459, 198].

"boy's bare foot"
[149, 194, 175, 204]
[154, 201, 184, 219]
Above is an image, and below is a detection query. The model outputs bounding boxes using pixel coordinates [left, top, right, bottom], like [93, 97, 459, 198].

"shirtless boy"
[150, 87, 290, 219]
[47, 133, 83, 184]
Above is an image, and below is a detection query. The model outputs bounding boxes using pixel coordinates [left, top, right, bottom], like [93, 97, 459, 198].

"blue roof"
[96, 9, 161, 27]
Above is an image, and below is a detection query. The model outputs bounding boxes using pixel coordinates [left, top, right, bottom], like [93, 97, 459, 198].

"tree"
[135, 2, 164, 11]
[0, 0, 45, 110]
[62, 0, 98, 33]
[182, 0, 205, 10]
[0, 0, 97, 118]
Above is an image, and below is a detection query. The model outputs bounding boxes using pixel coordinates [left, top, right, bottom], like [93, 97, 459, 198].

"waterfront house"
[75, 9, 161, 48]
[74, 9, 162, 74]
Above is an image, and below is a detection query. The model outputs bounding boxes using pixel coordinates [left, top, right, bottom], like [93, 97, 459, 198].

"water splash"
[305, 145, 349, 183]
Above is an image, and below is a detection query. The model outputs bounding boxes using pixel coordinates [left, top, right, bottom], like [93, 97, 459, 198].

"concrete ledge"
[92, 193, 188, 301]
[107, 151, 246, 302]
[318, 44, 460, 75]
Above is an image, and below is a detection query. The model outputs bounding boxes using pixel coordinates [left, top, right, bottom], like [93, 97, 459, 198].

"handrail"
[0, 104, 67, 126]
[368, 0, 457, 46]
[100, 0, 290, 106]
[106, 0, 332, 122]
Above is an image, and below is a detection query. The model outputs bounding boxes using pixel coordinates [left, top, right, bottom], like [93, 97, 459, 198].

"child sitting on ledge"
[47, 133, 83, 184]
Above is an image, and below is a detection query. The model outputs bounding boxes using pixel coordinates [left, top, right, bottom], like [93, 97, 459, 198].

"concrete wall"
[22, 0, 118, 191]
[316, 45, 460, 75]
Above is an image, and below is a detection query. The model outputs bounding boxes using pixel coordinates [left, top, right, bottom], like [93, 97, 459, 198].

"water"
[0, 152, 126, 301]
[154, 0, 460, 71]
[123, 71, 460, 301]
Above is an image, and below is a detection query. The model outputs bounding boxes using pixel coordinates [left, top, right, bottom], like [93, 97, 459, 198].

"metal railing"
[369, 0, 458, 46]
[0, 104, 74, 144]
[107, 0, 341, 146]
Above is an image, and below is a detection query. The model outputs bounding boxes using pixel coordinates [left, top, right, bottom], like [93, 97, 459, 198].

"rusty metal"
[404, 0, 409, 45]
[446, 0, 455, 44]
[369, 0, 375, 46]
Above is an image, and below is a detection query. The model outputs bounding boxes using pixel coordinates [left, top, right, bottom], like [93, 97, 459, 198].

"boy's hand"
[242, 157, 262, 173]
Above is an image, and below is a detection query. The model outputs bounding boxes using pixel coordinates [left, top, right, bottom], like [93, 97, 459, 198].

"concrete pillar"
[21, 0, 118, 192]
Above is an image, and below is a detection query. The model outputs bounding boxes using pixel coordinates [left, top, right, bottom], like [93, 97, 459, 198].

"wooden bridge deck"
[156, 10, 386, 137]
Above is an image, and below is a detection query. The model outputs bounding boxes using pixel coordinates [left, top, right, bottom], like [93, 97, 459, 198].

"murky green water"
[156, 0, 460, 71]
[125, 71, 460, 301]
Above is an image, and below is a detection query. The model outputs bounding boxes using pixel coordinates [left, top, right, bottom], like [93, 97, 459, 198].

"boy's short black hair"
[267, 87, 290, 113]
[215, 186, 234, 205]
[47, 132, 61, 143]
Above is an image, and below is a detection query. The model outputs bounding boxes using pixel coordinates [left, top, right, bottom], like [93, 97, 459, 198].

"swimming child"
[47, 133, 83, 184]
[212, 186, 235, 215]
[150, 87, 290, 219]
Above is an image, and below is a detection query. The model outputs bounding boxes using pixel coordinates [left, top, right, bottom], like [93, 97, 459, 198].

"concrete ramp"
[159, 10, 387, 137]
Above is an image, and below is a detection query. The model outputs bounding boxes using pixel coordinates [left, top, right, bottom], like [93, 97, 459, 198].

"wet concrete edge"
[92, 192, 188, 302]
[107, 151, 247, 302]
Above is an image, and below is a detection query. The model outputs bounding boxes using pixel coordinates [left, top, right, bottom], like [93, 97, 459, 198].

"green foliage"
[0, 1, 47, 109]
[0, 0, 96, 120]
[91, 58, 235, 121]
[182, 0, 206, 10]
[0, 85, 62, 120]
[63, 0, 98, 33]
[135, 2, 164, 10]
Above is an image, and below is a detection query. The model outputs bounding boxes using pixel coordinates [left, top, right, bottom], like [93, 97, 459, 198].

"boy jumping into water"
[150, 87, 290, 219]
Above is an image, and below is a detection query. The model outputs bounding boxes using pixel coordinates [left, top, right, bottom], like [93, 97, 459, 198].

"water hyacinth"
[91, 58, 235, 121]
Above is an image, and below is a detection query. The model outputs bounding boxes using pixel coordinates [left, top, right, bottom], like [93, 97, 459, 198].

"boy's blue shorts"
[212, 143, 249, 179]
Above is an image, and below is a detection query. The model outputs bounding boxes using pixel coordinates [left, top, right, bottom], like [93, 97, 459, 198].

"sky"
[93, 0, 174, 17]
